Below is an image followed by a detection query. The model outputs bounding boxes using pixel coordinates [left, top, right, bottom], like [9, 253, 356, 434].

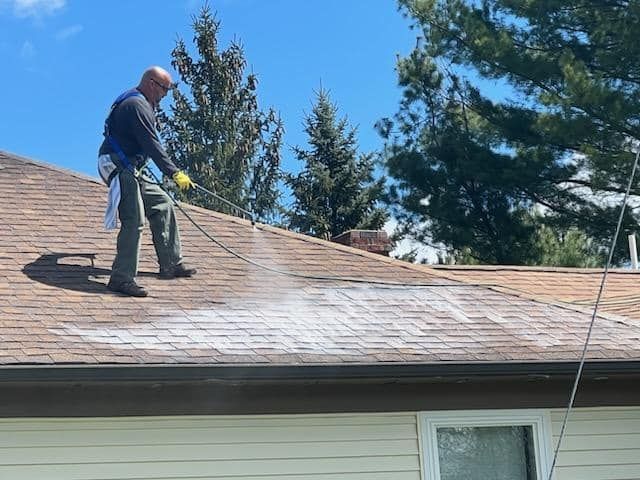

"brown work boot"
[159, 263, 197, 279]
[107, 279, 148, 297]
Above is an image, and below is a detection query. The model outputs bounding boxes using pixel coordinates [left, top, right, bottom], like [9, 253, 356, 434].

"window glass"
[437, 425, 537, 480]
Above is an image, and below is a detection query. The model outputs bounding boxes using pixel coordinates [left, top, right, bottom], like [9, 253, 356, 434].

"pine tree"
[535, 225, 604, 268]
[380, 0, 640, 265]
[287, 89, 388, 240]
[159, 5, 284, 223]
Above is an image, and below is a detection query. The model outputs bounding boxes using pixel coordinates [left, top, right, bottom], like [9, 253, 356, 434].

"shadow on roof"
[22, 253, 151, 294]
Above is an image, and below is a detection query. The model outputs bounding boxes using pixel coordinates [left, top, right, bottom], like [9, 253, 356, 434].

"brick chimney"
[331, 230, 392, 256]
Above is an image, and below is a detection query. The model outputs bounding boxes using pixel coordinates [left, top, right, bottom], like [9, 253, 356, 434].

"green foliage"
[435, 224, 604, 267]
[159, 5, 284, 223]
[287, 89, 388, 239]
[534, 225, 604, 267]
[381, 0, 640, 265]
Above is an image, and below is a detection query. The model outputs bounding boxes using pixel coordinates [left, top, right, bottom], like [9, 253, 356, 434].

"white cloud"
[19, 40, 35, 59]
[55, 24, 82, 40]
[7, 0, 65, 18]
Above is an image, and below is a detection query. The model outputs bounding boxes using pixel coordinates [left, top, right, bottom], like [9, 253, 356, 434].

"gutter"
[1, 360, 639, 383]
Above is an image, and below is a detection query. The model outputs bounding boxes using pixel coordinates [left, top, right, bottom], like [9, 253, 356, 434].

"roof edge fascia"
[1, 360, 639, 383]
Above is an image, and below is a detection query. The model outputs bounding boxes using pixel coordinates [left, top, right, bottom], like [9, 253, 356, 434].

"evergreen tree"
[437, 224, 604, 266]
[160, 5, 284, 223]
[287, 89, 388, 240]
[380, 0, 640, 265]
[535, 225, 604, 268]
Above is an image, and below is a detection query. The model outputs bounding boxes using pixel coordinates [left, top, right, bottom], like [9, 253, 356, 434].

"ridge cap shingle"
[0, 149, 103, 185]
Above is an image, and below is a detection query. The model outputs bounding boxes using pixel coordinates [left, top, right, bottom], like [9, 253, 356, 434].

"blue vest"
[103, 89, 144, 172]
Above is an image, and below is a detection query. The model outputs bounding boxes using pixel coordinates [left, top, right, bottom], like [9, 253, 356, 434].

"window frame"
[418, 409, 553, 480]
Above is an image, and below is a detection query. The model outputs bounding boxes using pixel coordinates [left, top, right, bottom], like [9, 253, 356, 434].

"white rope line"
[547, 147, 640, 480]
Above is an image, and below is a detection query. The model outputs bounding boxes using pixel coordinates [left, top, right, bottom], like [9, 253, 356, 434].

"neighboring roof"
[1, 150, 640, 368]
[430, 265, 640, 322]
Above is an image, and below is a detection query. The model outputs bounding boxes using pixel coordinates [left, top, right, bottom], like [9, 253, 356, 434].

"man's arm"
[129, 101, 179, 177]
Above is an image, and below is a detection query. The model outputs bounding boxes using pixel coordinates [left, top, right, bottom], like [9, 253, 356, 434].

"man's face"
[148, 76, 174, 105]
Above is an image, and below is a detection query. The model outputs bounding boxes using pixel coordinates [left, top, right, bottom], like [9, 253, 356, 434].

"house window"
[420, 410, 552, 480]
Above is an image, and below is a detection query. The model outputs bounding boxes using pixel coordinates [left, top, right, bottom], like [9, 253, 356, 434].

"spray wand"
[192, 182, 255, 226]
[155, 171, 255, 225]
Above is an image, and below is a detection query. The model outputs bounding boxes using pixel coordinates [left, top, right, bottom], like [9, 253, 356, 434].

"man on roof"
[98, 66, 196, 298]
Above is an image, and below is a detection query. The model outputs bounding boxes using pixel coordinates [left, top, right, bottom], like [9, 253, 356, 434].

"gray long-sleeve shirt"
[99, 89, 179, 176]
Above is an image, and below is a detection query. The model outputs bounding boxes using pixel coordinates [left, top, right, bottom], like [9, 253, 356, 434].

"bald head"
[138, 66, 175, 106]
[140, 66, 172, 85]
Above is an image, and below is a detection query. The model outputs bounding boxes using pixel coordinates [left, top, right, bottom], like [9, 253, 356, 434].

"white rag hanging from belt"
[97, 154, 120, 230]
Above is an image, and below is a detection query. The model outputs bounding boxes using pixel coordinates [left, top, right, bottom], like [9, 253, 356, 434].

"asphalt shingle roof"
[430, 265, 640, 322]
[1, 150, 639, 366]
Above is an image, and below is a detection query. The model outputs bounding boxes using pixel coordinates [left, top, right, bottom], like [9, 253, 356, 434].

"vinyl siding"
[551, 406, 640, 480]
[0, 413, 421, 480]
[3, 406, 638, 480]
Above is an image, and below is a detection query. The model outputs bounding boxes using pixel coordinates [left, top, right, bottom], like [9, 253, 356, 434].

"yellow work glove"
[172, 171, 195, 191]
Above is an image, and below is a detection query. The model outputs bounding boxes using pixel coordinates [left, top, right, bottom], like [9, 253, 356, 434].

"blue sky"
[1, 0, 416, 179]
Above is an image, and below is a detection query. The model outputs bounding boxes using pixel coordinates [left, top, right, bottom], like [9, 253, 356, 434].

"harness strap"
[104, 89, 143, 172]
[106, 167, 119, 186]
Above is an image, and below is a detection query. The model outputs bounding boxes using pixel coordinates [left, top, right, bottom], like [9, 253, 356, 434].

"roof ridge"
[249, 221, 454, 279]
[179, 201, 454, 280]
[0, 149, 103, 185]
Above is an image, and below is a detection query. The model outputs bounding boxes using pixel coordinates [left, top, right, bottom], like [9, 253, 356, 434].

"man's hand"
[172, 171, 195, 191]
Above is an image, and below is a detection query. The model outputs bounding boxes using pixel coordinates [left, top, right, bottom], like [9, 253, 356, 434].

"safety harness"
[100, 89, 144, 185]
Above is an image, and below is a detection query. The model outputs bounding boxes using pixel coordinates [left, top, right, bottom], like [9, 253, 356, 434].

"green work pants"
[110, 169, 182, 284]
